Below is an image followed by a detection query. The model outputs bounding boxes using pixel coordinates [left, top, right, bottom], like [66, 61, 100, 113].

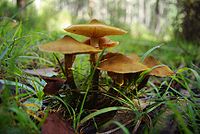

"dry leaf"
[43, 77, 65, 95]
[24, 68, 58, 77]
[42, 113, 74, 134]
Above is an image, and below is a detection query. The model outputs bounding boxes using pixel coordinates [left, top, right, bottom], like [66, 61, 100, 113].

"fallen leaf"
[42, 113, 74, 134]
[24, 68, 58, 77]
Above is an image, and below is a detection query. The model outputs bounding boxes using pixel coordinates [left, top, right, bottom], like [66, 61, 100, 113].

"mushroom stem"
[64, 54, 77, 89]
[90, 37, 99, 65]
[90, 37, 100, 105]
[137, 75, 150, 90]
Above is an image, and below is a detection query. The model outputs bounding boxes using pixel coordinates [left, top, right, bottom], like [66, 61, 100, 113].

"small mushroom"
[83, 37, 119, 49]
[39, 35, 101, 89]
[98, 53, 149, 86]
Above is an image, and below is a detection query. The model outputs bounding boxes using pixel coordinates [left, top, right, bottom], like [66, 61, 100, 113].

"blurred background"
[0, 0, 200, 67]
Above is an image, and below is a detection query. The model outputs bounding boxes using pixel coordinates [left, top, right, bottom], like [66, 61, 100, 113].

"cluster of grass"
[0, 18, 200, 134]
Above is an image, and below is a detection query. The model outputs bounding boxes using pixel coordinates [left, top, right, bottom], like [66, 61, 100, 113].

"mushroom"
[65, 19, 126, 65]
[128, 54, 174, 77]
[83, 37, 119, 49]
[143, 56, 174, 77]
[98, 53, 149, 86]
[64, 19, 127, 90]
[39, 35, 101, 89]
[127, 53, 141, 62]
[127, 55, 174, 89]
[136, 56, 175, 89]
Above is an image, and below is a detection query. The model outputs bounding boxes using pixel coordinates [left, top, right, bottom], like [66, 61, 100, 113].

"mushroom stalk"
[64, 54, 76, 89]
[90, 37, 100, 105]
[90, 37, 99, 66]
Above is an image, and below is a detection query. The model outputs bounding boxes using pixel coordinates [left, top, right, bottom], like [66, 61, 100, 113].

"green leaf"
[141, 44, 163, 62]
[0, 79, 35, 93]
[19, 56, 54, 65]
[12, 21, 22, 40]
[0, 46, 9, 61]
[79, 106, 131, 125]
[189, 68, 200, 87]
[176, 67, 189, 74]
[102, 120, 130, 134]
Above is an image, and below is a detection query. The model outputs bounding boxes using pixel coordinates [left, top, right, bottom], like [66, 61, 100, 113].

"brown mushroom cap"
[83, 37, 119, 49]
[127, 53, 141, 62]
[64, 19, 127, 38]
[98, 53, 148, 73]
[39, 35, 101, 54]
[143, 56, 174, 77]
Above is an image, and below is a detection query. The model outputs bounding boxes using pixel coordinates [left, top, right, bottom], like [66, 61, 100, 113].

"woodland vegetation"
[0, 0, 199, 134]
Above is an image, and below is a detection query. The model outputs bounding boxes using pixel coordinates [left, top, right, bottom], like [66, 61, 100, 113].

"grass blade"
[141, 44, 162, 62]
[53, 53, 66, 77]
[0, 79, 35, 93]
[19, 56, 54, 65]
[79, 106, 130, 125]
[0, 46, 9, 61]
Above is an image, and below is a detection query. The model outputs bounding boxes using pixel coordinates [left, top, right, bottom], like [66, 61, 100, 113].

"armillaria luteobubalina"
[39, 18, 174, 99]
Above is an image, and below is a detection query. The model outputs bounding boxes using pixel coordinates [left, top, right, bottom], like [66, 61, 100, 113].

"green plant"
[0, 82, 40, 134]
[0, 18, 51, 132]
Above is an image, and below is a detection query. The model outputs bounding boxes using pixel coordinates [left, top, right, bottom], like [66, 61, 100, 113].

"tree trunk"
[17, 0, 26, 9]
[17, 0, 26, 18]
[138, 0, 145, 24]
[88, 0, 94, 18]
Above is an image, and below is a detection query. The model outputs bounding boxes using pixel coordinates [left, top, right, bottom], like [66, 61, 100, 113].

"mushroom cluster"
[65, 19, 127, 91]
[39, 19, 174, 96]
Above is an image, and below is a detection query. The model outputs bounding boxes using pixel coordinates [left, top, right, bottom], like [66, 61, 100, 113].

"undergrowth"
[0, 18, 199, 134]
